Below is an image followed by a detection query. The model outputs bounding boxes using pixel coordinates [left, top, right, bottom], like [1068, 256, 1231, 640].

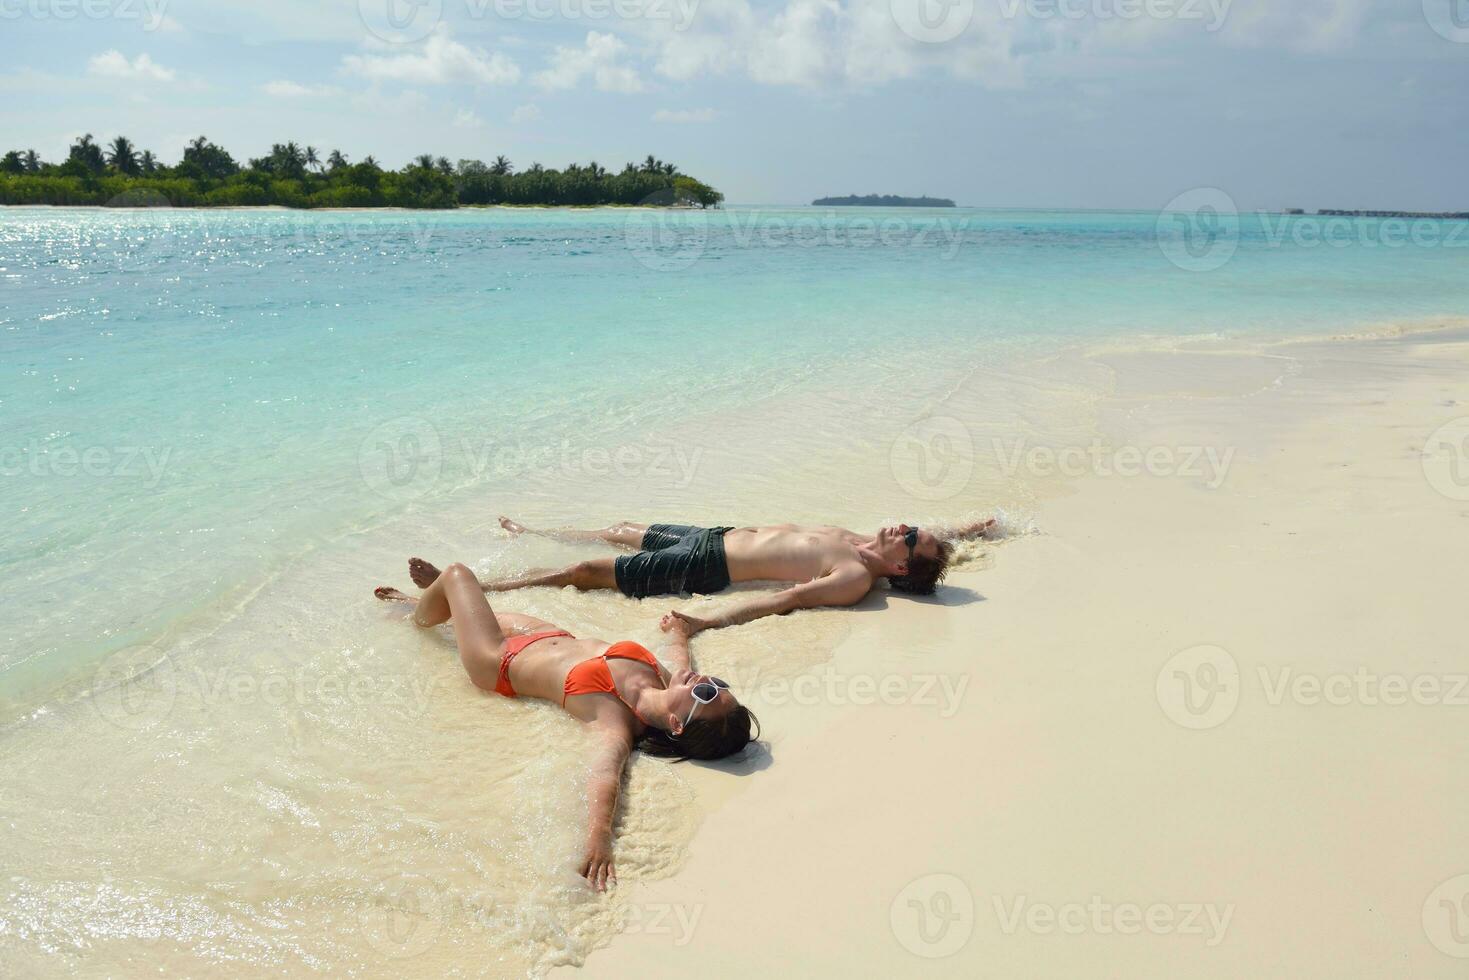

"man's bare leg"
[402, 555, 621, 594]
[497, 515, 649, 547]
[406, 518, 647, 589]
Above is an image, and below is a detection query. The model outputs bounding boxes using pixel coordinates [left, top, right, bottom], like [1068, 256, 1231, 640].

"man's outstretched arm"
[662, 567, 871, 635]
[945, 517, 997, 541]
[657, 611, 697, 672]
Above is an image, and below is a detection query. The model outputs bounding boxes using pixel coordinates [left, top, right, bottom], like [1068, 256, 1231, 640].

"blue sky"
[1, 0, 1466, 208]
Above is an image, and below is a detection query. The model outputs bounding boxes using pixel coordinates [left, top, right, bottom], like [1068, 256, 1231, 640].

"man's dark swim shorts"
[613, 524, 736, 598]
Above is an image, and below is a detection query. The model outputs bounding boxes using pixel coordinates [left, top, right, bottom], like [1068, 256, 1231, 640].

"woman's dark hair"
[889, 539, 953, 596]
[639, 705, 760, 762]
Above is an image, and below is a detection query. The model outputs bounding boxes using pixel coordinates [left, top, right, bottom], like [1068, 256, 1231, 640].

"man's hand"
[581, 835, 616, 892]
[660, 610, 711, 637]
[953, 517, 998, 540]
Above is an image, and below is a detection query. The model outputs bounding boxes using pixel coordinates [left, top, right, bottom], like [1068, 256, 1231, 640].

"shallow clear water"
[1, 204, 1466, 973]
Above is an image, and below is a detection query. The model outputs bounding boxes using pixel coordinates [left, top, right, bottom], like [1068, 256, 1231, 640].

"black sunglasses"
[903, 527, 921, 560]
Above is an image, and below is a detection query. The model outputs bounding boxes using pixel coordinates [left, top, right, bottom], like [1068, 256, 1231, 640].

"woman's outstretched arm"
[581, 725, 635, 891]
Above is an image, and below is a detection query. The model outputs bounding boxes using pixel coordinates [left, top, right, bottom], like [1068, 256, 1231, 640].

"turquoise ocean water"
[3, 205, 1468, 712]
[1, 205, 1467, 973]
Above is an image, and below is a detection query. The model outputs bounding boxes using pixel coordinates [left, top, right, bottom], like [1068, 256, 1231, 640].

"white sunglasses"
[681, 677, 731, 730]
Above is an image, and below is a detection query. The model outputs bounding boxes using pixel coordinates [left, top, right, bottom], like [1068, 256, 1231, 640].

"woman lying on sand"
[376, 564, 758, 890]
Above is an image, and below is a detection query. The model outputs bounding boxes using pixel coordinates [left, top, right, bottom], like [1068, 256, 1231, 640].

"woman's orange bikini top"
[562, 641, 661, 706]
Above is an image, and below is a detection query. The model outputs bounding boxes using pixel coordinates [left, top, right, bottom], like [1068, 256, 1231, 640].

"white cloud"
[511, 103, 542, 123]
[1211, 0, 1372, 53]
[453, 108, 484, 128]
[87, 50, 175, 82]
[533, 32, 644, 93]
[643, 0, 1025, 90]
[653, 107, 717, 123]
[341, 29, 520, 86]
[262, 80, 341, 97]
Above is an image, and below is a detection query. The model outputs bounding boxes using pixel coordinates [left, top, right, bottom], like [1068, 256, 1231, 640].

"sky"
[1, 0, 1466, 209]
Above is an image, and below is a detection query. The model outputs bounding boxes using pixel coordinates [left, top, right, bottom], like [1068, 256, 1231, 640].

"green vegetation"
[812, 194, 955, 208]
[0, 137, 723, 210]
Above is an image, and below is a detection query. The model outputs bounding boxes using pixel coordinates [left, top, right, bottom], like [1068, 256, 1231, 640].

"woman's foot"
[498, 515, 527, 535]
[375, 586, 414, 603]
[408, 557, 442, 588]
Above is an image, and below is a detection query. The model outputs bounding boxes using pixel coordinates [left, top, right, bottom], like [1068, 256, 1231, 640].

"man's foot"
[499, 516, 527, 535]
[375, 586, 413, 603]
[408, 557, 442, 589]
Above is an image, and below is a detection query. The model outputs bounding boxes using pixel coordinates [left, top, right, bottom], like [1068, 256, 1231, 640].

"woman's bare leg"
[413, 563, 509, 690]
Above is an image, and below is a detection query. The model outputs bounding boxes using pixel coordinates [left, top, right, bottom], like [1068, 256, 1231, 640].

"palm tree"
[662, 162, 678, 176]
[304, 146, 321, 173]
[361, 155, 380, 169]
[327, 149, 348, 171]
[435, 156, 454, 175]
[414, 154, 435, 170]
[640, 155, 661, 174]
[586, 161, 606, 179]
[69, 134, 106, 174]
[490, 155, 512, 176]
[23, 149, 41, 172]
[261, 143, 307, 178]
[140, 150, 157, 174]
[527, 162, 544, 174]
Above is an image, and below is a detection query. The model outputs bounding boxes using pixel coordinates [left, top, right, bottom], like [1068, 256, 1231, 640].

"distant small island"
[812, 194, 956, 208]
[1286, 208, 1468, 220]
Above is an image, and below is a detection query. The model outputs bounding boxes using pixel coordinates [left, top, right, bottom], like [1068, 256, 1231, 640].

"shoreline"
[4, 314, 1467, 975]
[10, 314, 1466, 723]
[561, 323, 1469, 977]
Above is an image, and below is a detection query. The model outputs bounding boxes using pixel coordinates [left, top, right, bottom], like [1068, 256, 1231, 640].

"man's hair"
[639, 705, 760, 762]
[888, 539, 953, 596]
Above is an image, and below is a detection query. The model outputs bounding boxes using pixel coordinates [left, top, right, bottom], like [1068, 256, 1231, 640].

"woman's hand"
[581, 836, 616, 891]
[659, 609, 710, 637]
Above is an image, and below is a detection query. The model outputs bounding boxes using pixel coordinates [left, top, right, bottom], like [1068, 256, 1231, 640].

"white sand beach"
[563, 324, 1469, 977]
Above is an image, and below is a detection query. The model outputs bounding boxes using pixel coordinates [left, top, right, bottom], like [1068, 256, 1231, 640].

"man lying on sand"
[377, 516, 996, 635]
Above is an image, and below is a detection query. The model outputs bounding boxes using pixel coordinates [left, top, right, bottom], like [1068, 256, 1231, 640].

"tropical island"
[812, 194, 955, 207]
[1294, 208, 1469, 220]
[0, 135, 723, 210]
